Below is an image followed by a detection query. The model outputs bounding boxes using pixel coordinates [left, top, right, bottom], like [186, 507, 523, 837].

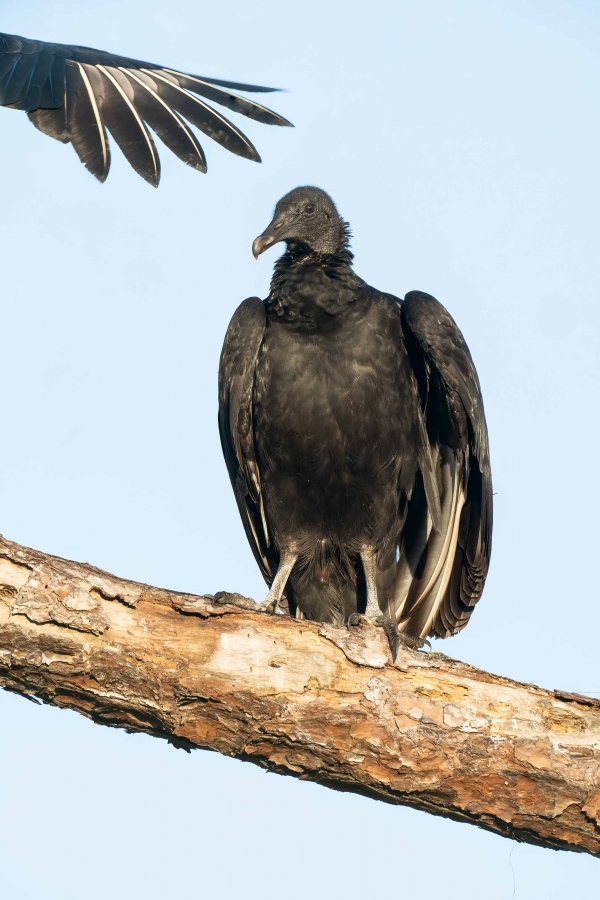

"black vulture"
[219, 187, 492, 658]
[0, 32, 291, 186]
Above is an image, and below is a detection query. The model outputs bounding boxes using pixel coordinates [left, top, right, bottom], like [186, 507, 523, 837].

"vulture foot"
[211, 592, 284, 615]
[211, 591, 259, 611]
[257, 596, 282, 615]
[347, 612, 400, 661]
[396, 632, 430, 651]
[347, 613, 429, 661]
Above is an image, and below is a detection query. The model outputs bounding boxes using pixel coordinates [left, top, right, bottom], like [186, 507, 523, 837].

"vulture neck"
[266, 222, 362, 330]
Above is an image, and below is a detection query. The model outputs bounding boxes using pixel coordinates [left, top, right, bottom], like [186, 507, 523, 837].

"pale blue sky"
[1, 1, 599, 897]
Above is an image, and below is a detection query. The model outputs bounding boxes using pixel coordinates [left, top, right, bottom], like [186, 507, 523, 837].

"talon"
[211, 591, 259, 612]
[396, 633, 430, 652]
[258, 598, 278, 614]
[347, 610, 429, 662]
[374, 615, 400, 662]
[346, 612, 400, 661]
[347, 613, 367, 628]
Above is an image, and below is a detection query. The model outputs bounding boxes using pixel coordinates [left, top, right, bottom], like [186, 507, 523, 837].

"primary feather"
[0, 31, 292, 185]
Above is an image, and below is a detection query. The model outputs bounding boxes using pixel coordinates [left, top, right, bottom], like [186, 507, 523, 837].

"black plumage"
[0, 32, 292, 185]
[219, 187, 492, 655]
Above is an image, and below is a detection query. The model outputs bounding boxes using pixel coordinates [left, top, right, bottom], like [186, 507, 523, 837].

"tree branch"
[0, 534, 599, 856]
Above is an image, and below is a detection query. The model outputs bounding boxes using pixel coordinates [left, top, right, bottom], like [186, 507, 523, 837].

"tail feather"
[287, 544, 361, 626]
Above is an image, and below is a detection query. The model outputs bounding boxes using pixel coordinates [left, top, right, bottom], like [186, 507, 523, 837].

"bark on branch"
[0, 534, 599, 856]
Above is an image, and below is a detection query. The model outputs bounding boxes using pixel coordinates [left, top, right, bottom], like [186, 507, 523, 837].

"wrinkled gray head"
[252, 186, 349, 259]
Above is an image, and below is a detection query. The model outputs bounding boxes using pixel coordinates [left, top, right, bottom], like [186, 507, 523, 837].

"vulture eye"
[304, 203, 316, 215]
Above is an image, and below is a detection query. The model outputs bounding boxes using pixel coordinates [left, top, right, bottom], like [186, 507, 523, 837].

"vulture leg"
[361, 547, 381, 619]
[258, 550, 298, 614]
[346, 548, 400, 661]
[349, 549, 426, 661]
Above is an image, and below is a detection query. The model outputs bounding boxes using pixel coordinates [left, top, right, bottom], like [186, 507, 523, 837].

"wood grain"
[1, 535, 598, 855]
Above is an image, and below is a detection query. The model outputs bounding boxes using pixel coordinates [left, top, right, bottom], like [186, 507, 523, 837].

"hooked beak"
[252, 232, 278, 259]
[252, 215, 286, 259]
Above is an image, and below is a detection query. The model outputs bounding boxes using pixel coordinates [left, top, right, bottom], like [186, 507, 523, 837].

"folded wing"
[218, 297, 277, 587]
[391, 291, 493, 639]
[0, 32, 292, 186]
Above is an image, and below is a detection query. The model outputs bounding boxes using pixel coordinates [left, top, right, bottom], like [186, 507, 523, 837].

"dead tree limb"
[0, 534, 599, 856]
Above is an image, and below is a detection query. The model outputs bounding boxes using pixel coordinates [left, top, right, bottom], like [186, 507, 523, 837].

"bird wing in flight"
[391, 291, 492, 639]
[0, 32, 292, 186]
[218, 297, 277, 586]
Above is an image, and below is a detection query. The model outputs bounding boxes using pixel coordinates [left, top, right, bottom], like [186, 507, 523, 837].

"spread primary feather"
[0, 31, 292, 185]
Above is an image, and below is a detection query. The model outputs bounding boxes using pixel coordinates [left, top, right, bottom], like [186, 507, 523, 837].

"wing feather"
[161, 69, 292, 126]
[97, 65, 160, 186]
[71, 63, 110, 182]
[0, 52, 39, 106]
[0, 30, 291, 183]
[0, 53, 20, 86]
[218, 298, 276, 586]
[27, 59, 77, 143]
[393, 291, 492, 639]
[121, 69, 207, 172]
[140, 68, 261, 161]
[38, 52, 66, 108]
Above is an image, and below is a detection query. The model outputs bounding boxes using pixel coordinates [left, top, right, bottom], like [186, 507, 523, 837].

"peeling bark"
[0, 535, 599, 856]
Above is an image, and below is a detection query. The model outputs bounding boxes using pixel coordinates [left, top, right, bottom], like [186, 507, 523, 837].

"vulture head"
[252, 186, 349, 258]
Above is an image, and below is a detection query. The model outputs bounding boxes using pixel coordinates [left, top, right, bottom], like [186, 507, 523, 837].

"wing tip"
[189, 158, 207, 173]
[7, 41, 290, 183]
